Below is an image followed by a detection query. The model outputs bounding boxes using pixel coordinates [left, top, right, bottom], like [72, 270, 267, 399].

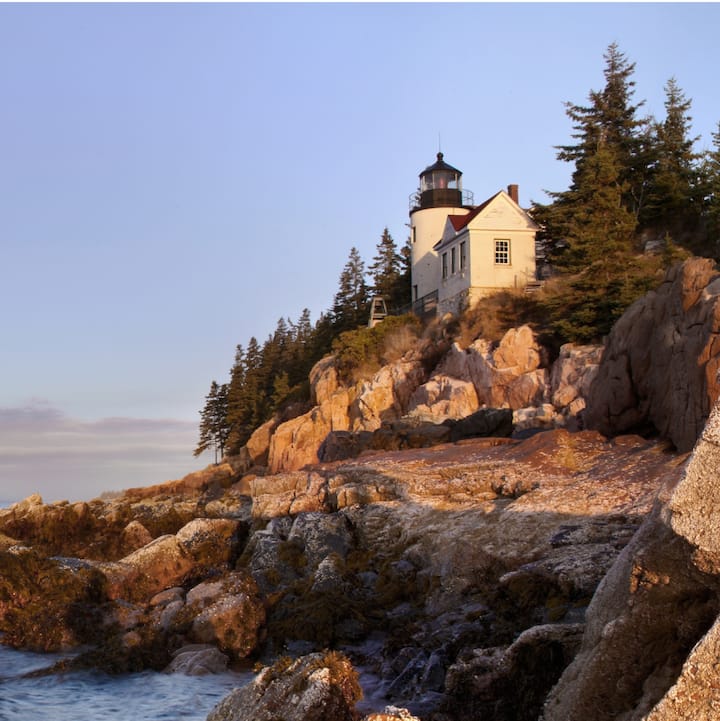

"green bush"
[331, 314, 421, 383]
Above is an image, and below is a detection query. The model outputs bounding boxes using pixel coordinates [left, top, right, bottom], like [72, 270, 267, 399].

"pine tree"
[243, 336, 266, 429]
[389, 235, 412, 312]
[368, 228, 403, 300]
[332, 247, 369, 333]
[702, 121, 720, 255]
[643, 78, 701, 236]
[225, 344, 248, 456]
[565, 143, 637, 269]
[194, 380, 229, 463]
[540, 143, 638, 273]
[534, 43, 645, 267]
[272, 371, 291, 409]
[224, 337, 264, 454]
[286, 308, 316, 388]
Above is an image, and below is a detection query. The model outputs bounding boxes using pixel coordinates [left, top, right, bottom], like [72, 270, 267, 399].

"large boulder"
[98, 518, 240, 603]
[469, 326, 549, 409]
[185, 571, 265, 660]
[411, 326, 549, 418]
[175, 517, 240, 569]
[99, 534, 195, 602]
[267, 358, 428, 474]
[251, 471, 330, 519]
[267, 390, 351, 473]
[585, 258, 720, 452]
[549, 343, 604, 427]
[0, 547, 106, 651]
[310, 355, 342, 405]
[407, 375, 479, 420]
[164, 644, 229, 675]
[244, 417, 281, 467]
[442, 623, 584, 721]
[349, 360, 428, 431]
[207, 652, 362, 721]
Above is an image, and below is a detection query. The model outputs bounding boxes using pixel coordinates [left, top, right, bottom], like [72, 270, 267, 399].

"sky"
[2, 2, 720, 505]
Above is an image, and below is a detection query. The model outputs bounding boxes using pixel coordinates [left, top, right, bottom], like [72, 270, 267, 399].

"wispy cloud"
[0, 402, 207, 505]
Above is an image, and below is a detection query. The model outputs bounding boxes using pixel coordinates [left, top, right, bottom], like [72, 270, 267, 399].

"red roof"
[447, 191, 503, 231]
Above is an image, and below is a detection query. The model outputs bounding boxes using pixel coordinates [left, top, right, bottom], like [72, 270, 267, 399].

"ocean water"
[0, 646, 252, 721]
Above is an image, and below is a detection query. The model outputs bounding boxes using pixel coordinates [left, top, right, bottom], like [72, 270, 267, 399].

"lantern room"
[417, 152, 464, 210]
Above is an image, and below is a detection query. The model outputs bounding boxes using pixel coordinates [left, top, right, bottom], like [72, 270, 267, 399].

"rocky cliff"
[543, 400, 720, 721]
[246, 323, 604, 476]
[3, 258, 720, 720]
[0, 427, 686, 719]
[585, 257, 720, 452]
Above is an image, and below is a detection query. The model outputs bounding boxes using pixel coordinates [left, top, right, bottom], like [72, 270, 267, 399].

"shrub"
[331, 314, 421, 383]
[456, 289, 548, 347]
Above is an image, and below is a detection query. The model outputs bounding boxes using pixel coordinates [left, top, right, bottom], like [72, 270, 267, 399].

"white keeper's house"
[409, 153, 539, 317]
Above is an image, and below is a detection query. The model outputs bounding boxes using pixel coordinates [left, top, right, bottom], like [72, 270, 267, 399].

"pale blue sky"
[2, 2, 719, 503]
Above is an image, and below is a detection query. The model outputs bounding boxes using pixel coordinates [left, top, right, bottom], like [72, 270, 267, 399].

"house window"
[495, 239, 510, 265]
[451, 247, 456, 274]
[442, 252, 448, 279]
[460, 241, 467, 271]
[413, 284, 418, 300]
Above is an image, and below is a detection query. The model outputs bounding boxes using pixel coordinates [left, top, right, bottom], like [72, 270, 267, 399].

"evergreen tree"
[224, 337, 264, 454]
[704, 122, 720, 253]
[390, 235, 413, 312]
[243, 336, 266, 428]
[368, 228, 403, 300]
[225, 344, 249, 455]
[539, 141, 638, 273]
[535, 43, 647, 265]
[272, 370, 291, 409]
[194, 380, 229, 463]
[643, 78, 701, 235]
[286, 308, 316, 388]
[332, 246, 369, 333]
[559, 142, 638, 271]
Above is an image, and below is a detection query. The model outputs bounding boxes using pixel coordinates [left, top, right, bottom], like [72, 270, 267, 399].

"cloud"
[0, 402, 208, 505]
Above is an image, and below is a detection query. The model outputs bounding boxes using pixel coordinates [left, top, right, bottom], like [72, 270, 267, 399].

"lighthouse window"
[495, 239, 510, 265]
[460, 241, 467, 271]
[442, 253, 448, 279]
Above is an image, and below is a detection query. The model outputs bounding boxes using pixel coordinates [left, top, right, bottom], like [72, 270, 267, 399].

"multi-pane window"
[442, 253, 448, 279]
[460, 241, 467, 271]
[495, 239, 510, 264]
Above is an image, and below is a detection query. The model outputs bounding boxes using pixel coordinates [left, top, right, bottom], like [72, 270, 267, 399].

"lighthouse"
[409, 153, 474, 313]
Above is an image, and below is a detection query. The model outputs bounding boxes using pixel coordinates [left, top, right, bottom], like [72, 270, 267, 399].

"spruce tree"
[535, 43, 647, 264]
[224, 337, 264, 454]
[557, 142, 638, 271]
[243, 336, 266, 429]
[194, 381, 229, 463]
[643, 78, 701, 237]
[701, 122, 720, 257]
[332, 246, 369, 333]
[287, 308, 316, 388]
[225, 344, 249, 455]
[368, 228, 403, 301]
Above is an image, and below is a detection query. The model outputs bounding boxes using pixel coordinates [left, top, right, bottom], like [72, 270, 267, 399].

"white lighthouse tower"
[409, 153, 473, 314]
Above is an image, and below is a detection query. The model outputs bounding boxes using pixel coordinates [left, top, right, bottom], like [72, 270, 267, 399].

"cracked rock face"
[542, 400, 720, 721]
[585, 257, 720, 452]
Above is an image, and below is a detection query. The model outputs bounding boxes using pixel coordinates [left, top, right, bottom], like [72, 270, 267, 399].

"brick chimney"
[507, 184, 519, 204]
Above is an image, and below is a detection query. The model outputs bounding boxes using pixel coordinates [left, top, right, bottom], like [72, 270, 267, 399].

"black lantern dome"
[418, 152, 463, 209]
